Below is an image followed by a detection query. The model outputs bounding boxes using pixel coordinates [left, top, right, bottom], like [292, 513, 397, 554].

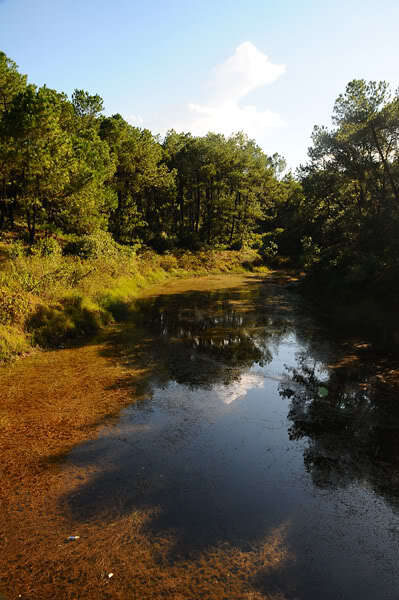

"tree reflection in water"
[57, 279, 399, 598]
[280, 350, 399, 510]
[132, 285, 293, 389]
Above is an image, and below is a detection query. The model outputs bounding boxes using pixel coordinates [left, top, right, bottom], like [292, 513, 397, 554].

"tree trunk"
[114, 190, 123, 241]
[27, 205, 37, 245]
[229, 191, 239, 245]
[195, 182, 201, 233]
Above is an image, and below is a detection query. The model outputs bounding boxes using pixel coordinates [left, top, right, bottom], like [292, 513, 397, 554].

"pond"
[1, 274, 399, 599]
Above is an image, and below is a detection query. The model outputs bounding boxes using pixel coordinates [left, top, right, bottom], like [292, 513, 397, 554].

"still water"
[59, 275, 399, 599]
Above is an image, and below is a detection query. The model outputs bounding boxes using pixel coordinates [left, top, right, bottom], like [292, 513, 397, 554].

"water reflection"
[59, 277, 399, 599]
[280, 350, 399, 510]
[128, 284, 295, 388]
[63, 282, 298, 555]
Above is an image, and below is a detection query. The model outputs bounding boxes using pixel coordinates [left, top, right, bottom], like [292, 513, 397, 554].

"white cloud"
[172, 42, 286, 138]
[211, 41, 286, 101]
[187, 101, 284, 137]
[214, 372, 265, 405]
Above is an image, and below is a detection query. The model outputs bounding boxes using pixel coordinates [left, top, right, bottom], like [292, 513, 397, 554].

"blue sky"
[1, 0, 398, 168]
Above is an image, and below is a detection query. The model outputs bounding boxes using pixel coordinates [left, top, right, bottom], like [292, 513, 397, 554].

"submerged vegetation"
[1, 50, 399, 357]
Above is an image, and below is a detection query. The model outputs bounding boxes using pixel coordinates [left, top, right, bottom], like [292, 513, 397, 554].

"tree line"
[2, 49, 399, 291]
[0, 51, 295, 253]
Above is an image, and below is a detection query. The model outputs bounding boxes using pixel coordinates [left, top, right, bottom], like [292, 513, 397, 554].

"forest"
[2, 50, 399, 292]
[0, 51, 296, 254]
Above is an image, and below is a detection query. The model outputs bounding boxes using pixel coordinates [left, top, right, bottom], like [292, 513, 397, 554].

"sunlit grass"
[0, 246, 267, 361]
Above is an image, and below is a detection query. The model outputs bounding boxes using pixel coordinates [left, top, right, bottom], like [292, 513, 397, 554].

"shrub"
[28, 304, 75, 346]
[301, 236, 321, 270]
[0, 325, 29, 362]
[0, 247, 261, 360]
[0, 287, 30, 325]
[63, 231, 119, 259]
[27, 294, 109, 347]
[7, 240, 26, 259]
[176, 251, 202, 271]
[262, 240, 279, 261]
[3, 254, 92, 295]
[32, 237, 62, 257]
[159, 254, 179, 272]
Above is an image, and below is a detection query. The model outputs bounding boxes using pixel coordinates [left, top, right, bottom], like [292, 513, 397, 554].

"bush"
[63, 231, 119, 259]
[176, 251, 202, 271]
[0, 325, 29, 362]
[28, 294, 110, 347]
[32, 237, 62, 257]
[262, 240, 279, 261]
[159, 253, 179, 272]
[0, 247, 261, 360]
[7, 240, 26, 259]
[3, 254, 92, 295]
[28, 304, 75, 346]
[301, 236, 321, 271]
[0, 287, 30, 325]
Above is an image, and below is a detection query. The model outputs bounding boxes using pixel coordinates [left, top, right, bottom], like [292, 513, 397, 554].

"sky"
[1, 0, 399, 169]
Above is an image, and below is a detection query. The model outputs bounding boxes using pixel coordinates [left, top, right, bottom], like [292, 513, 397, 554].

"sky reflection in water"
[64, 280, 399, 599]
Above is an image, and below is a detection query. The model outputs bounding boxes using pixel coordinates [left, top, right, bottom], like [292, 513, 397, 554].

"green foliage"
[163, 130, 277, 250]
[2, 46, 398, 311]
[7, 240, 26, 259]
[158, 253, 179, 272]
[0, 51, 288, 259]
[63, 230, 120, 259]
[0, 324, 29, 362]
[2, 252, 95, 296]
[64, 129, 116, 234]
[262, 239, 279, 262]
[72, 89, 104, 120]
[32, 237, 62, 257]
[0, 229, 258, 361]
[0, 286, 29, 325]
[28, 303, 75, 346]
[0, 50, 287, 363]
[300, 236, 321, 270]
[28, 294, 109, 347]
[292, 78, 399, 291]
[0, 51, 27, 116]
[99, 115, 174, 244]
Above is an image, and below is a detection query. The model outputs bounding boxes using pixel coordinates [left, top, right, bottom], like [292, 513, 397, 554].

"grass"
[0, 323, 30, 361]
[0, 240, 267, 362]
